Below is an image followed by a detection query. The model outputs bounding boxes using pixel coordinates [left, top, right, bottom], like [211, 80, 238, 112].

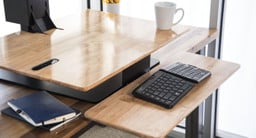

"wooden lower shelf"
[84, 52, 240, 138]
[0, 80, 95, 137]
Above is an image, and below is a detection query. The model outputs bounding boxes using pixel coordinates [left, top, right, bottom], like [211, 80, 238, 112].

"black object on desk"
[164, 62, 211, 83]
[132, 62, 211, 109]
[32, 58, 59, 71]
[3, 0, 57, 33]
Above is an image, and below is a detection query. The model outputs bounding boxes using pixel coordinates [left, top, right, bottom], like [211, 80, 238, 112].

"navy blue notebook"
[1, 107, 81, 131]
[7, 91, 76, 126]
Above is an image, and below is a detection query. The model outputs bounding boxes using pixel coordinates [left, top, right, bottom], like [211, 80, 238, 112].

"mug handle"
[173, 8, 184, 25]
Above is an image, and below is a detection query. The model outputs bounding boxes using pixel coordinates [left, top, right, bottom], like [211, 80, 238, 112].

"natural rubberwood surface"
[0, 10, 236, 138]
[0, 10, 217, 92]
[85, 52, 240, 138]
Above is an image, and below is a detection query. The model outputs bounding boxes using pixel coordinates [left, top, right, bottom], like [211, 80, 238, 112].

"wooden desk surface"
[0, 81, 94, 138]
[0, 10, 233, 138]
[85, 52, 240, 137]
[0, 10, 216, 92]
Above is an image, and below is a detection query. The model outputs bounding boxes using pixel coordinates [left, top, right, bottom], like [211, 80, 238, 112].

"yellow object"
[114, 0, 120, 3]
[103, 0, 120, 4]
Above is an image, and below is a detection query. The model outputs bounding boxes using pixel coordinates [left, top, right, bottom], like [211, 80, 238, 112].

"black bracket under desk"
[0, 55, 159, 103]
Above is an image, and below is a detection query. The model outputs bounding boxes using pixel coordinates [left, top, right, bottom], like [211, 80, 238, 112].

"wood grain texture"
[0, 10, 217, 92]
[84, 52, 240, 138]
[0, 80, 95, 138]
[0, 10, 236, 138]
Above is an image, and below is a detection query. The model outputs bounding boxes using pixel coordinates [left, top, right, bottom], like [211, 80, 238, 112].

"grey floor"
[79, 125, 185, 138]
[79, 125, 139, 138]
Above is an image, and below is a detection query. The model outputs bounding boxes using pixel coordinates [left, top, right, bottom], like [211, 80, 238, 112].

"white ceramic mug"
[155, 2, 184, 30]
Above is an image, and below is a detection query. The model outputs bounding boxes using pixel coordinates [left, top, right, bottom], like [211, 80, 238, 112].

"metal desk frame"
[83, 0, 226, 137]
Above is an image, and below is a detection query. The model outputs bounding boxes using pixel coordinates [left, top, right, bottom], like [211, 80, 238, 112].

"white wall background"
[119, 0, 210, 28]
[219, 0, 256, 137]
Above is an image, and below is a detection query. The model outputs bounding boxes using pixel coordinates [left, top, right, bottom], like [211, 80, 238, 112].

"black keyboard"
[132, 62, 211, 109]
[164, 62, 211, 83]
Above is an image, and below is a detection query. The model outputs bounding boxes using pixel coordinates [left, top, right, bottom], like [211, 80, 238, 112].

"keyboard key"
[159, 92, 166, 97]
[169, 96, 176, 101]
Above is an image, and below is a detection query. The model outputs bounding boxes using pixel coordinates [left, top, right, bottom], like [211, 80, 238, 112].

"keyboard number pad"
[165, 62, 211, 83]
[133, 71, 195, 109]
